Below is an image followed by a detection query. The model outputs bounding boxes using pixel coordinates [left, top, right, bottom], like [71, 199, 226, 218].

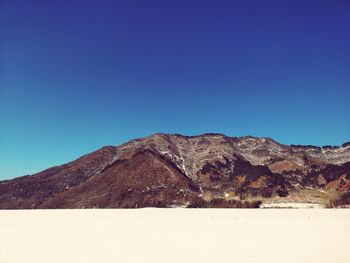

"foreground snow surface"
[1, 209, 350, 263]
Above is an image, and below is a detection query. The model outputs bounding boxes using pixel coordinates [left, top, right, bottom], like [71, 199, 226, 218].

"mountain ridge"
[1, 133, 350, 208]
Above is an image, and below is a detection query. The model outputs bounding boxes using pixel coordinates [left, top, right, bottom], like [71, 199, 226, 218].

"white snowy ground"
[1, 209, 350, 263]
[260, 202, 325, 208]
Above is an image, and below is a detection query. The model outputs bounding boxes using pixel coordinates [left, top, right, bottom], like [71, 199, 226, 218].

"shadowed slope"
[40, 149, 199, 208]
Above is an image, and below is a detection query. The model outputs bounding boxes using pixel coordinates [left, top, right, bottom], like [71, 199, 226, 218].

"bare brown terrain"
[0, 133, 349, 208]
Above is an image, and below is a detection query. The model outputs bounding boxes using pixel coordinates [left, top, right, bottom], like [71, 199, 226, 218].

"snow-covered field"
[260, 202, 325, 208]
[1, 209, 350, 263]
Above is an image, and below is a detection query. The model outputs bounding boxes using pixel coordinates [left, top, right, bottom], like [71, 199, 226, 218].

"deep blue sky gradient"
[1, 0, 349, 179]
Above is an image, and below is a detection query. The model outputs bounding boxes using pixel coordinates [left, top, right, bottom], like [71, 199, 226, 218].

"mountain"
[1, 133, 350, 209]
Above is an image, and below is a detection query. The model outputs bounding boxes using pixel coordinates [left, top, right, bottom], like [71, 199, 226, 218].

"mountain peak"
[1, 133, 350, 209]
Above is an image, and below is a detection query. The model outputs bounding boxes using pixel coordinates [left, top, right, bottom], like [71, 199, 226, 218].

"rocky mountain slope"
[1, 133, 349, 209]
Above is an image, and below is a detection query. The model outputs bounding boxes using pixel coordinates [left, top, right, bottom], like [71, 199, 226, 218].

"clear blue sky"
[1, 0, 349, 180]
